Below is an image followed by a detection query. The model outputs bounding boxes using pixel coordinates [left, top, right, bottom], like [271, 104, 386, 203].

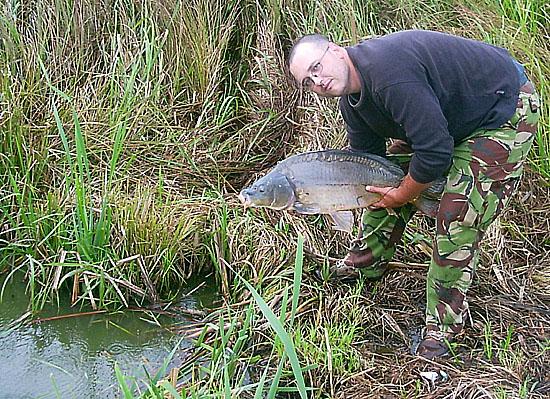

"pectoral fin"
[293, 202, 321, 215]
[328, 211, 354, 233]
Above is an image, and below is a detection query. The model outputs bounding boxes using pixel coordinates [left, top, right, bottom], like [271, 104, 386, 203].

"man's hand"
[367, 174, 431, 210]
[366, 186, 409, 209]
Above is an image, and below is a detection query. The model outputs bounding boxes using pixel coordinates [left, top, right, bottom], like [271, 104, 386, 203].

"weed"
[483, 319, 494, 360]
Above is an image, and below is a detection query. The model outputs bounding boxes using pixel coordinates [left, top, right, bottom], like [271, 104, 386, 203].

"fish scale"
[278, 150, 403, 188]
[280, 149, 403, 174]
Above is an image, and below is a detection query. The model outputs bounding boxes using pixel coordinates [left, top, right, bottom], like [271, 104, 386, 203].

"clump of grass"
[0, 0, 549, 398]
[0, 0, 297, 310]
[116, 235, 310, 398]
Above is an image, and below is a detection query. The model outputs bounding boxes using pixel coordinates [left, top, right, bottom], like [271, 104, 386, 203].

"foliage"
[0, 0, 548, 397]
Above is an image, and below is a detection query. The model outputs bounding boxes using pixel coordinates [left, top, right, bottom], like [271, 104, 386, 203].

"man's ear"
[329, 42, 346, 59]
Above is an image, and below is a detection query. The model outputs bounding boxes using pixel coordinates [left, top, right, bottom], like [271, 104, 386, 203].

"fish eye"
[259, 186, 265, 193]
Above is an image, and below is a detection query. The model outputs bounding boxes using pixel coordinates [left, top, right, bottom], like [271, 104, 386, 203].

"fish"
[238, 149, 444, 233]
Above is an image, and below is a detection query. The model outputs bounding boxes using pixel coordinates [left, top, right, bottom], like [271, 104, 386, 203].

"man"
[287, 30, 539, 359]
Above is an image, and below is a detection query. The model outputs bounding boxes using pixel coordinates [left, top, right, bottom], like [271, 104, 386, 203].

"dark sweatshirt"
[340, 30, 521, 183]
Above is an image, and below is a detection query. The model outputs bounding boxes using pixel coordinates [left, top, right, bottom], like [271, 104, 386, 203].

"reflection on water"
[0, 275, 217, 399]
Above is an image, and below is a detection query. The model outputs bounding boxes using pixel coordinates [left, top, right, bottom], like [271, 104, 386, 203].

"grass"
[0, 0, 548, 397]
[115, 235, 310, 398]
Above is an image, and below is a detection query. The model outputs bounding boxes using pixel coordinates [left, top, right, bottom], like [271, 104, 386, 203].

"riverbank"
[0, 0, 548, 397]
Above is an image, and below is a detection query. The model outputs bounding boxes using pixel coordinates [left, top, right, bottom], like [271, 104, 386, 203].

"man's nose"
[310, 75, 323, 86]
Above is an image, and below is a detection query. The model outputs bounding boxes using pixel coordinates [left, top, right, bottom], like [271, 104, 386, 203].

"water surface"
[0, 275, 217, 399]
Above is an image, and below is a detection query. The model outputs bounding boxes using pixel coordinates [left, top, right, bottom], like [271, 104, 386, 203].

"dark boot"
[329, 248, 388, 281]
[329, 263, 360, 281]
[416, 327, 456, 360]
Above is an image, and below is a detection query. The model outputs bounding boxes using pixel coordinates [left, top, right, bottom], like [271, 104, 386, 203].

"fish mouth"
[238, 192, 253, 210]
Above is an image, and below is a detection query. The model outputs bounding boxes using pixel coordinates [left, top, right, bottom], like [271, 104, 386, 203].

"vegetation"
[0, 0, 548, 397]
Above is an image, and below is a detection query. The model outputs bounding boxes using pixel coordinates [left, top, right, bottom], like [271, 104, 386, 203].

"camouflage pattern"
[344, 205, 415, 277]
[346, 81, 540, 333]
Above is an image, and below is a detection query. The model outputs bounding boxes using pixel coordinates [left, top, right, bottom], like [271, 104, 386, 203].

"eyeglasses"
[301, 45, 330, 91]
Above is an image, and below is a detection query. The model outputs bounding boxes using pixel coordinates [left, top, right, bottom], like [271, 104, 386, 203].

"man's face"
[289, 42, 351, 97]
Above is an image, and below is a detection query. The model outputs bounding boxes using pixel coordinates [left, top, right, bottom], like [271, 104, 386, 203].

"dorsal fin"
[278, 150, 404, 177]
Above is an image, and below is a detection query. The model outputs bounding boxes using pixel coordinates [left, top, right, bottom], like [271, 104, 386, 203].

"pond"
[0, 274, 217, 399]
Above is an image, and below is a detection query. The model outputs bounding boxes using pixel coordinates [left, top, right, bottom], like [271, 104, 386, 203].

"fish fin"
[293, 202, 321, 214]
[328, 211, 354, 234]
[413, 197, 440, 218]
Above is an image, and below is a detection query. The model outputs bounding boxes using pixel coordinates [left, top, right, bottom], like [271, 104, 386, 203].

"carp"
[238, 149, 443, 233]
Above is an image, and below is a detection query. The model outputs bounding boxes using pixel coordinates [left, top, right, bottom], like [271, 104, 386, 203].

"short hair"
[287, 34, 330, 69]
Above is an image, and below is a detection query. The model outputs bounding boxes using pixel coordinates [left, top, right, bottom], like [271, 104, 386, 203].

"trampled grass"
[0, 0, 548, 397]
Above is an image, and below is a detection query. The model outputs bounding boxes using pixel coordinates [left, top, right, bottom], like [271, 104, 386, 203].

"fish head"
[238, 171, 295, 210]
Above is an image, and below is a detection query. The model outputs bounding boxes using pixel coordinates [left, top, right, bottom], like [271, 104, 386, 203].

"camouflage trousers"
[348, 81, 540, 334]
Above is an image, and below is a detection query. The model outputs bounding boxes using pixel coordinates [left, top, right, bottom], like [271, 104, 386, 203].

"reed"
[0, 0, 548, 397]
[115, 236, 309, 398]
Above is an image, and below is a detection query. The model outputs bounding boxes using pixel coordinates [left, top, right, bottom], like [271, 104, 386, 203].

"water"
[0, 275, 217, 399]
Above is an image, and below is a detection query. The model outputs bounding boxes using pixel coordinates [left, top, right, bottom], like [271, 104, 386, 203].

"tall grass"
[115, 236, 309, 398]
[0, 0, 548, 396]
[0, 0, 268, 308]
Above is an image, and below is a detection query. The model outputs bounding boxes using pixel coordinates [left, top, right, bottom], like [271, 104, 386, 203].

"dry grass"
[1, 0, 549, 397]
[216, 171, 549, 398]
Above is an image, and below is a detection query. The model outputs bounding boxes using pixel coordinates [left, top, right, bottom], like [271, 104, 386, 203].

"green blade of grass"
[160, 381, 183, 399]
[235, 235, 307, 399]
[114, 363, 134, 399]
[267, 352, 287, 399]
[290, 234, 304, 325]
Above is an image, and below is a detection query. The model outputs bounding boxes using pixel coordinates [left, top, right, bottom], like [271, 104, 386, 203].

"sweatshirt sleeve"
[338, 97, 387, 157]
[376, 81, 454, 183]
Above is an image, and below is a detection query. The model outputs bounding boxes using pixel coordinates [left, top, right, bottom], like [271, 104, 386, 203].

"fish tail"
[413, 196, 440, 218]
